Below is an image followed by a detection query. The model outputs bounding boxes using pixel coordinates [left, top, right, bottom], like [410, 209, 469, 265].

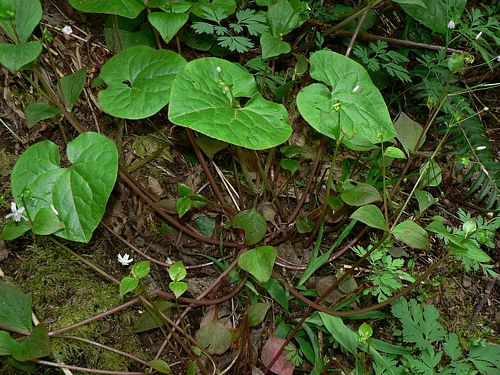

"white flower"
[352, 85, 360, 93]
[5, 202, 28, 223]
[447, 20, 455, 29]
[496, 56, 500, 62]
[216, 66, 222, 73]
[475, 31, 482, 40]
[61, 25, 73, 36]
[475, 146, 487, 151]
[482, 168, 489, 176]
[117, 253, 133, 266]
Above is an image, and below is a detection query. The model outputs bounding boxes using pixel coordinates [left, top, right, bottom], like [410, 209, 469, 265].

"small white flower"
[483, 106, 489, 111]
[475, 31, 482, 40]
[447, 20, 455, 29]
[482, 168, 489, 176]
[496, 56, 500, 62]
[61, 25, 73, 36]
[117, 253, 133, 266]
[216, 66, 222, 73]
[50, 205, 59, 216]
[475, 146, 487, 151]
[5, 202, 28, 223]
[352, 85, 360, 93]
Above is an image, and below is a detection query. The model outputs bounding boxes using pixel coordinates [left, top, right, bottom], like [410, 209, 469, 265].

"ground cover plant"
[0, 0, 498, 374]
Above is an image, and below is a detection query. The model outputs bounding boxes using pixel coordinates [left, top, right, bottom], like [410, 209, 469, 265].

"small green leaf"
[238, 245, 276, 283]
[260, 32, 290, 59]
[247, 302, 271, 327]
[358, 322, 373, 342]
[0, 41, 42, 73]
[131, 261, 150, 280]
[31, 207, 64, 235]
[195, 320, 232, 355]
[350, 204, 387, 230]
[177, 183, 193, 197]
[25, 102, 60, 128]
[119, 277, 139, 297]
[68, 0, 145, 18]
[132, 300, 173, 333]
[392, 221, 429, 250]
[98, 46, 186, 119]
[414, 190, 437, 215]
[447, 53, 467, 73]
[148, 359, 171, 373]
[280, 145, 304, 158]
[196, 134, 228, 160]
[168, 260, 187, 282]
[0, 220, 30, 240]
[176, 197, 192, 218]
[394, 112, 425, 155]
[340, 181, 382, 206]
[383, 146, 406, 159]
[232, 208, 267, 245]
[280, 158, 300, 174]
[419, 160, 442, 187]
[148, 12, 189, 44]
[58, 67, 87, 110]
[193, 215, 215, 237]
[169, 281, 188, 298]
[0, 281, 32, 332]
[296, 216, 314, 234]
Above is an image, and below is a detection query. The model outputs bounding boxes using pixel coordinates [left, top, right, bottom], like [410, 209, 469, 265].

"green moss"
[3, 237, 149, 373]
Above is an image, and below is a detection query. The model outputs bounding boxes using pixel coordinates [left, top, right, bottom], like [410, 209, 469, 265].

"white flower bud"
[61, 25, 73, 36]
[475, 146, 487, 151]
[447, 20, 455, 29]
[475, 31, 482, 40]
[216, 66, 222, 73]
[352, 85, 360, 93]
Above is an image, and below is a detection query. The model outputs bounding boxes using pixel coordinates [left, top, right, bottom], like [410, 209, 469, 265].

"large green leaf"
[297, 50, 396, 150]
[0, 281, 32, 333]
[68, 0, 145, 18]
[11, 132, 118, 243]
[168, 57, 292, 150]
[148, 12, 189, 44]
[98, 46, 186, 119]
[260, 32, 291, 59]
[12, 325, 50, 361]
[0, 0, 42, 42]
[399, 0, 467, 35]
[0, 41, 42, 73]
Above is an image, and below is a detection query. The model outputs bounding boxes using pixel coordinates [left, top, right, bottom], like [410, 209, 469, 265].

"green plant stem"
[380, 143, 390, 229]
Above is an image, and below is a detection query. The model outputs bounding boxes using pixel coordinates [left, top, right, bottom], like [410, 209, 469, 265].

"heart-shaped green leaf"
[168, 57, 292, 150]
[238, 245, 276, 283]
[0, 41, 42, 73]
[297, 50, 396, 150]
[260, 32, 290, 59]
[98, 46, 186, 119]
[148, 12, 189, 44]
[120, 277, 139, 297]
[68, 0, 145, 19]
[340, 181, 382, 206]
[0, 0, 42, 42]
[11, 132, 118, 243]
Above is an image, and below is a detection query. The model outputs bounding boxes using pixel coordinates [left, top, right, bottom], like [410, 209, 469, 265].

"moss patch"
[1, 237, 150, 373]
